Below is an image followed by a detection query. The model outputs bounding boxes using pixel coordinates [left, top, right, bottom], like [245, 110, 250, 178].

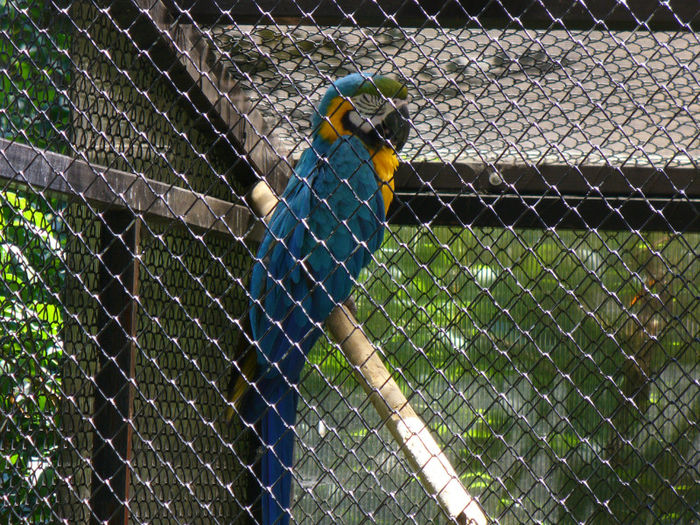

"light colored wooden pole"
[249, 181, 488, 525]
[327, 304, 487, 525]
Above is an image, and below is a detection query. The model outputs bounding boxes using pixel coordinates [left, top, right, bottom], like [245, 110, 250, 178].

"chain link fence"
[1, 0, 698, 523]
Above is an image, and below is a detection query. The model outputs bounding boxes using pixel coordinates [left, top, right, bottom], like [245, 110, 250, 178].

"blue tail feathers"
[242, 377, 298, 525]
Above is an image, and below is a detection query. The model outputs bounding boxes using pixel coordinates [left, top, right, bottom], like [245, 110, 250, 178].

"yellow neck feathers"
[318, 97, 354, 143]
[318, 97, 398, 215]
[370, 147, 398, 215]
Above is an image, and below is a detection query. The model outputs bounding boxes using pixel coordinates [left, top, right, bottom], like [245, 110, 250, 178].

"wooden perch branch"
[327, 305, 488, 525]
[249, 181, 488, 525]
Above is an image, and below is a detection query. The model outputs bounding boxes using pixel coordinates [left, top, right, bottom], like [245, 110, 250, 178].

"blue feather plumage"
[229, 72, 409, 524]
[244, 134, 385, 524]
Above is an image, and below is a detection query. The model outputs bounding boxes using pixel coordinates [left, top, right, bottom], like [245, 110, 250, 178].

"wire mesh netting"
[0, 0, 698, 524]
[210, 24, 700, 167]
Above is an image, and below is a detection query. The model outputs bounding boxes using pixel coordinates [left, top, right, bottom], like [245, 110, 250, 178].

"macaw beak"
[380, 103, 410, 152]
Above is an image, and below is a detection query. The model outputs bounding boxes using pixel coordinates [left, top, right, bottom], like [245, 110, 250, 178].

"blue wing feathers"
[246, 135, 386, 525]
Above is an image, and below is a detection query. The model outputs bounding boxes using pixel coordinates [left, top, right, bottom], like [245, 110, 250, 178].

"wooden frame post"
[90, 211, 141, 525]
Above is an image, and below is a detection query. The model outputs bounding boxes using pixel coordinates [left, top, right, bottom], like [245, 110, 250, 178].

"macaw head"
[313, 73, 410, 153]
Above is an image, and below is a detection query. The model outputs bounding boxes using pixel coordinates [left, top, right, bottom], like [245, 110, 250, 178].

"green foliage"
[305, 226, 699, 524]
[0, 191, 64, 522]
[0, 0, 70, 149]
[0, 0, 68, 522]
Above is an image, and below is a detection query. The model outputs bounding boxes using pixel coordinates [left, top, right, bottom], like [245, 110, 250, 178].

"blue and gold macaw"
[227, 73, 410, 525]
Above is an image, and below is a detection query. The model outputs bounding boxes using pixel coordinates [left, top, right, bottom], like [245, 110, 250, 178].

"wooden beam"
[4, 138, 695, 232]
[389, 162, 700, 231]
[389, 192, 700, 231]
[167, 0, 700, 30]
[90, 211, 141, 525]
[397, 162, 700, 198]
[0, 139, 251, 236]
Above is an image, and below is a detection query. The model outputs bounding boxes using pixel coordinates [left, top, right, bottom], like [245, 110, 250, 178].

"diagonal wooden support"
[249, 182, 488, 525]
[127, 0, 293, 195]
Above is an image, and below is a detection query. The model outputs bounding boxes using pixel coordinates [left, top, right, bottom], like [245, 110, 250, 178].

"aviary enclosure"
[0, 0, 698, 523]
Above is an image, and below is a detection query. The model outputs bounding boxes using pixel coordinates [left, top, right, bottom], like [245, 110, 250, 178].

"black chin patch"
[341, 111, 383, 150]
[341, 108, 409, 152]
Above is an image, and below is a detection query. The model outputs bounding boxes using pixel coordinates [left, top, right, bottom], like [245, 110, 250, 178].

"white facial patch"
[349, 94, 409, 135]
[346, 109, 370, 132]
[353, 93, 383, 115]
